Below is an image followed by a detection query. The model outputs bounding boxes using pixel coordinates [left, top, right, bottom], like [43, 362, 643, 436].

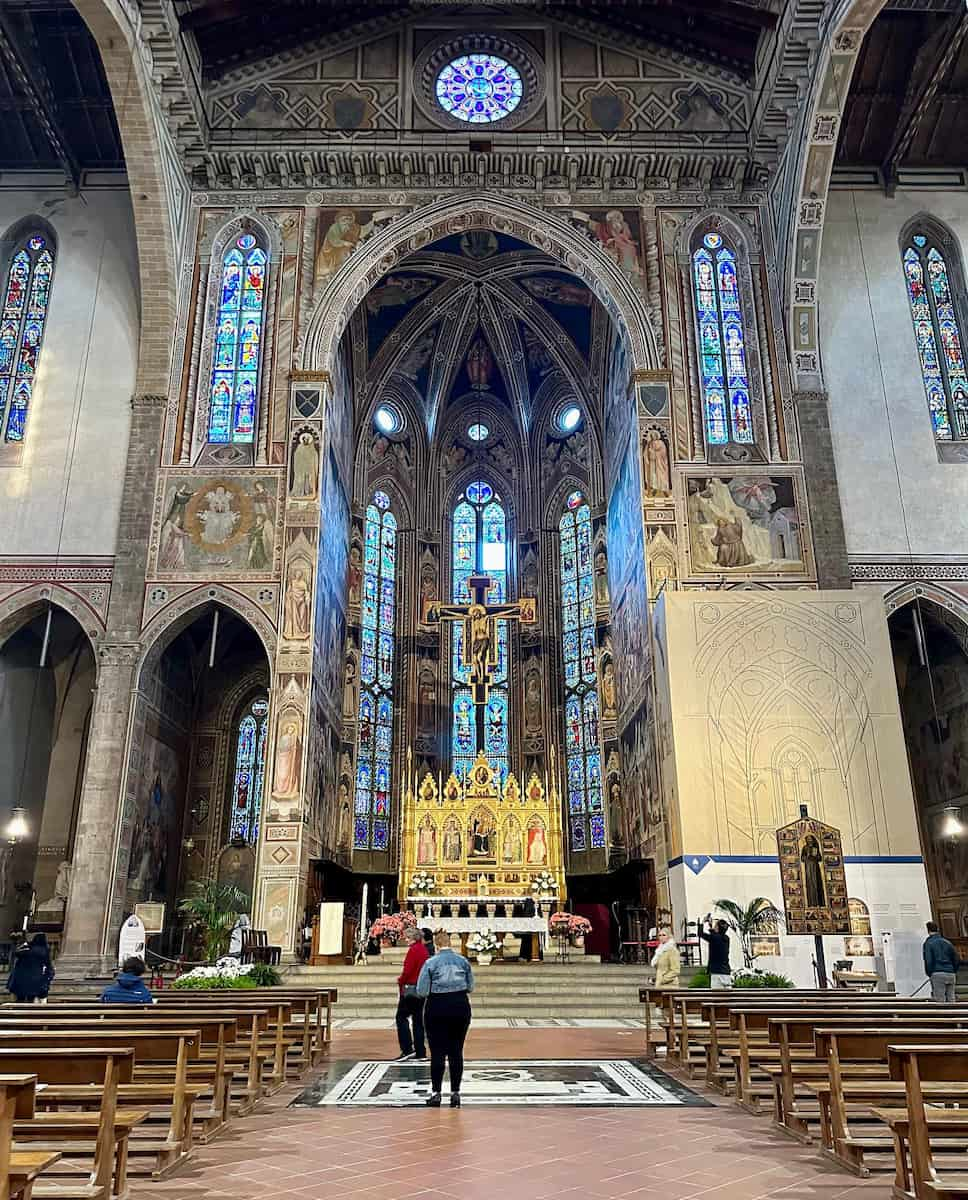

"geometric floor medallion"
[291, 1059, 710, 1108]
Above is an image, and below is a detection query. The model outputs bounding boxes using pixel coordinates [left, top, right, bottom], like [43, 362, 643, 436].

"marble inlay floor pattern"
[292, 1058, 708, 1107]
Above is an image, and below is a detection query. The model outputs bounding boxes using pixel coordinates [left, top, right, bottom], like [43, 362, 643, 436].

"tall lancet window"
[208, 231, 268, 444]
[902, 230, 968, 440]
[354, 490, 397, 851]
[692, 231, 753, 446]
[229, 695, 269, 844]
[451, 481, 509, 786]
[559, 493, 604, 851]
[0, 232, 54, 443]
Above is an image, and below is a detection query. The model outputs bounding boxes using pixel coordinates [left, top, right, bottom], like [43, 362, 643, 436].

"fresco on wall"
[126, 721, 185, 909]
[569, 209, 644, 291]
[685, 474, 808, 575]
[620, 694, 662, 862]
[313, 208, 402, 288]
[155, 473, 281, 576]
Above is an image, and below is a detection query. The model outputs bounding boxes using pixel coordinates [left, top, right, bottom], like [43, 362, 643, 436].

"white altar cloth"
[418, 917, 547, 933]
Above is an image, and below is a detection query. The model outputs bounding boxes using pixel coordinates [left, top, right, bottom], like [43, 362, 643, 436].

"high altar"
[399, 754, 566, 908]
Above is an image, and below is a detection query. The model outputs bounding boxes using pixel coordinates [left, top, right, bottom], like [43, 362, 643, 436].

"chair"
[241, 930, 281, 966]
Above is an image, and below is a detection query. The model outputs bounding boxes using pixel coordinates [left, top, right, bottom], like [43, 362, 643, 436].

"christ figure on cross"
[424, 574, 536, 752]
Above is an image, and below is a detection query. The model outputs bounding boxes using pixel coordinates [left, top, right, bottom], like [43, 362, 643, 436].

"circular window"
[237, 233, 257, 250]
[414, 34, 544, 132]
[703, 232, 723, 250]
[466, 480, 494, 505]
[374, 405, 401, 435]
[436, 54, 523, 124]
[566, 490, 584, 510]
[374, 490, 391, 510]
[558, 405, 582, 433]
[468, 422, 489, 442]
[27, 236, 46, 251]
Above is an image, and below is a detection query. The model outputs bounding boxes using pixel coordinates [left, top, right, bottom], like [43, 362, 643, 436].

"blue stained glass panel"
[372, 821, 389, 850]
[570, 816, 587, 852]
[905, 239, 968, 440]
[207, 239, 268, 445]
[436, 54, 523, 125]
[589, 814, 606, 848]
[354, 493, 397, 847]
[0, 240, 54, 443]
[354, 818, 369, 849]
[229, 698, 269, 843]
[693, 238, 754, 446]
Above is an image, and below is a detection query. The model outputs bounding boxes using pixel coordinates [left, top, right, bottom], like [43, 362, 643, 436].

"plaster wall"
[819, 188, 968, 561]
[0, 185, 139, 557]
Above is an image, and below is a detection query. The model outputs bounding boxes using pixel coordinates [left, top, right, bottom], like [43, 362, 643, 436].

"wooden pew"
[879, 1045, 968, 1200]
[0, 1016, 234, 1144]
[0, 1048, 143, 1200]
[0, 1075, 41, 1200]
[0, 1031, 197, 1179]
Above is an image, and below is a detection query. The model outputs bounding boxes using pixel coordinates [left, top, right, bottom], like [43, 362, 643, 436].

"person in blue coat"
[101, 956, 154, 1004]
[7, 933, 54, 1003]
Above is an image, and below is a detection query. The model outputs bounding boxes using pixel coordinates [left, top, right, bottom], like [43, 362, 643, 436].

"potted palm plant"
[713, 897, 784, 969]
[178, 881, 249, 962]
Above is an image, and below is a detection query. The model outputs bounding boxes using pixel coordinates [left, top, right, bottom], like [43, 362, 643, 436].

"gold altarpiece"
[399, 754, 566, 900]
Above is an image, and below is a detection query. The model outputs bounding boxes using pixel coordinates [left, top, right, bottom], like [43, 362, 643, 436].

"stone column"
[794, 389, 852, 590]
[59, 393, 168, 972]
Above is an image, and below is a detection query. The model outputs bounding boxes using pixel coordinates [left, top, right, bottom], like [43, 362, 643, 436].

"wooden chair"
[240, 931, 280, 966]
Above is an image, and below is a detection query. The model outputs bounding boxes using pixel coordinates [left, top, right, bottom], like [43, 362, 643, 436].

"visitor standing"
[699, 917, 732, 988]
[7, 932, 54, 1003]
[923, 921, 961, 1002]
[652, 927, 681, 988]
[416, 929, 474, 1107]
[395, 926, 430, 1060]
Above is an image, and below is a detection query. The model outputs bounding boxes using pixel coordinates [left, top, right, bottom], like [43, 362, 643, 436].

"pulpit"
[399, 754, 565, 954]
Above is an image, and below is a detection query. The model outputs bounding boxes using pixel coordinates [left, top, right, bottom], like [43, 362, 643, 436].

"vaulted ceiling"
[0, 0, 124, 180]
[347, 230, 611, 442]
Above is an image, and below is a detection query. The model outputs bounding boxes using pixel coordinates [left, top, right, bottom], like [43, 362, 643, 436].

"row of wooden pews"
[0, 984, 337, 1200]
[640, 986, 968, 1199]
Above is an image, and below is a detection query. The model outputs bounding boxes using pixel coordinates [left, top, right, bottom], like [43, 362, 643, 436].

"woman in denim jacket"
[415, 929, 475, 1107]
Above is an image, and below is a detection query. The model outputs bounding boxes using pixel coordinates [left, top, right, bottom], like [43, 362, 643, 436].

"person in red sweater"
[395, 926, 430, 1060]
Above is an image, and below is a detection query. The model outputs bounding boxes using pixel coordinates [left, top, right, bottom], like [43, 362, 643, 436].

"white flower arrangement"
[467, 929, 498, 955]
[177, 957, 255, 982]
[410, 870, 436, 896]
[531, 871, 558, 895]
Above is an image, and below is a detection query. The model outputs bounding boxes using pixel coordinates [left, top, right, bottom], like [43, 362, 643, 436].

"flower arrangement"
[531, 871, 558, 895]
[410, 871, 436, 896]
[368, 911, 417, 945]
[467, 929, 498, 956]
[549, 913, 592, 938]
[173, 956, 280, 989]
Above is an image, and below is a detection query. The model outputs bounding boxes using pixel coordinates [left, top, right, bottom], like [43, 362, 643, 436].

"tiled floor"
[138, 1028, 890, 1200]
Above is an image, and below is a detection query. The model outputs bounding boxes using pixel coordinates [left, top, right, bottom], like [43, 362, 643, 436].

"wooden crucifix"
[424, 574, 536, 753]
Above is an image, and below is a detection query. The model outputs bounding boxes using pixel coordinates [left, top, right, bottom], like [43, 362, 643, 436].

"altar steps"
[286, 960, 650, 1021]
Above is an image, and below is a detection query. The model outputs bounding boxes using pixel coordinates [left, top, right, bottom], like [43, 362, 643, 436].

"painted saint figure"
[283, 566, 312, 639]
[291, 433, 319, 499]
[801, 835, 827, 909]
[314, 210, 361, 283]
[272, 717, 303, 797]
[417, 819, 437, 865]
[527, 825, 548, 865]
[711, 517, 754, 569]
[643, 431, 671, 496]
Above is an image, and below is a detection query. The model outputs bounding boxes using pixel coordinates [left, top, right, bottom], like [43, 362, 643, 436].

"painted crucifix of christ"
[424, 575, 536, 752]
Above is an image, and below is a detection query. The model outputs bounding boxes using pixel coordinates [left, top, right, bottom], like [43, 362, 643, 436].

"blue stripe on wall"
[667, 854, 924, 868]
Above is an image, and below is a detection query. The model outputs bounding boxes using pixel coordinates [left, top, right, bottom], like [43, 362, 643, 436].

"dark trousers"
[425, 991, 471, 1094]
[395, 992, 426, 1056]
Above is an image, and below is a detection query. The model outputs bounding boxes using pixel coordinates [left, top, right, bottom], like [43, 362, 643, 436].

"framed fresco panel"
[776, 811, 850, 935]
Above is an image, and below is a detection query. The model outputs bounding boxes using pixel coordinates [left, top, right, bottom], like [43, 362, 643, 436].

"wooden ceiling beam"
[882, 9, 968, 186]
[0, 6, 79, 187]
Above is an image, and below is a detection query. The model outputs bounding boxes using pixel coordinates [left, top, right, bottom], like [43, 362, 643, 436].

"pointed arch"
[0, 218, 57, 444]
[899, 214, 968, 442]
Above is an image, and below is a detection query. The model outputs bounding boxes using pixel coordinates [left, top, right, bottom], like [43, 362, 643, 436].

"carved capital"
[130, 393, 168, 413]
[96, 641, 141, 668]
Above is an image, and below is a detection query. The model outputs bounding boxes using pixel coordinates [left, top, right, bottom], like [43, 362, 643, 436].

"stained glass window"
[354, 492, 397, 850]
[451, 483, 510, 786]
[208, 231, 268, 444]
[229, 695, 269, 843]
[436, 54, 523, 124]
[692, 231, 753, 446]
[903, 231, 968, 440]
[560, 496, 605, 850]
[0, 232, 55, 443]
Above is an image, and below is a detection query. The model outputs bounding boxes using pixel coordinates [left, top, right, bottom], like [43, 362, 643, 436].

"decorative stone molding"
[853, 560, 968, 582]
